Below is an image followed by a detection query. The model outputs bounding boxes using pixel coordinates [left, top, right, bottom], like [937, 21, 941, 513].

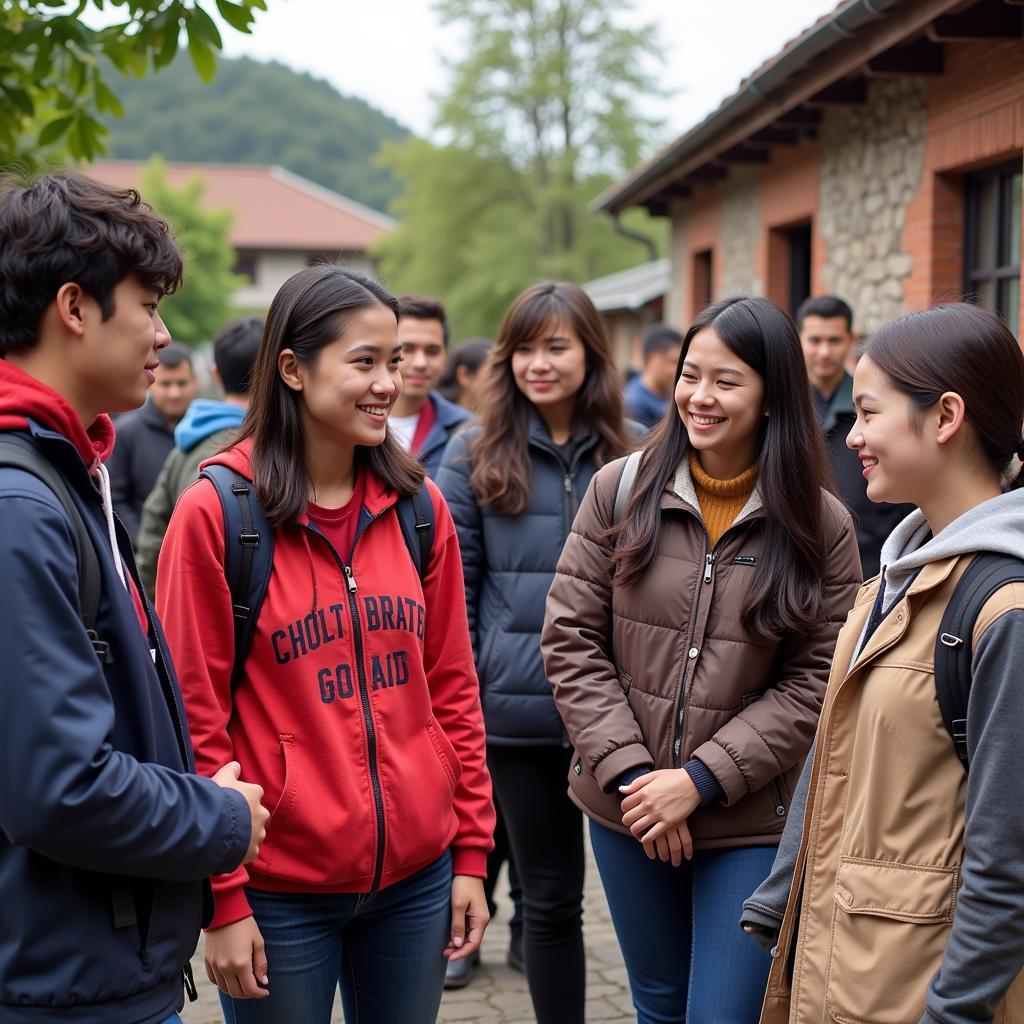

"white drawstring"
[92, 460, 128, 591]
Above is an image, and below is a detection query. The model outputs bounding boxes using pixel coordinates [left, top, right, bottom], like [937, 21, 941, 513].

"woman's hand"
[204, 915, 269, 999]
[445, 875, 490, 961]
[642, 821, 694, 866]
[619, 768, 701, 844]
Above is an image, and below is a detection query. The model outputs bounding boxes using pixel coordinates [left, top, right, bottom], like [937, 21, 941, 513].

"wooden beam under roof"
[775, 107, 823, 126]
[719, 145, 771, 163]
[686, 163, 729, 183]
[749, 126, 801, 146]
[807, 78, 869, 105]
[928, 2, 1022, 39]
[866, 36, 945, 73]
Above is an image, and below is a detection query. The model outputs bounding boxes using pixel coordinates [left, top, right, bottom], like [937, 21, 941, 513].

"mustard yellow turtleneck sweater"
[688, 450, 757, 548]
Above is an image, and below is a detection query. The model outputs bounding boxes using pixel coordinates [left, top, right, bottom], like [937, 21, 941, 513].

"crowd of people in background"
[2, 169, 1023, 1024]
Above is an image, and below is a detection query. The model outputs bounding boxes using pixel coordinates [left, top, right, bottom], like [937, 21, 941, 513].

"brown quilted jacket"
[541, 454, 862, 848]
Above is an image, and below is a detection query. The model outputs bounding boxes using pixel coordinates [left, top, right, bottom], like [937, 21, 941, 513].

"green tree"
[374, 0, 666, 337]
[0, 0, 267, 166]
[140, 155, 243, 346]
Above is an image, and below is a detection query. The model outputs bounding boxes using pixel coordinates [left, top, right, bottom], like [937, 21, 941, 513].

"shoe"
[506, 931, 524, 974]
[444, 949, 480, 989]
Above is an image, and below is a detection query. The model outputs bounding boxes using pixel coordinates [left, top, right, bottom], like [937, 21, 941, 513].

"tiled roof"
[89, 162, 394, 251]
[583, 258, 670, 312]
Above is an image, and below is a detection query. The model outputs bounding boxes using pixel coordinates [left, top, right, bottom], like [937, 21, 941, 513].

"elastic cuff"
[683, 757, 725, 805]
[451, 846, 488, 879]
[206, 879, 253, 931]
[617, 765, 652, 790]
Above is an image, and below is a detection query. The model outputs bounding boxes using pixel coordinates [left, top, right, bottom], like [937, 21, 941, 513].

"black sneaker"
[444, 949, 480, 989]
[506, 931, 524, 974]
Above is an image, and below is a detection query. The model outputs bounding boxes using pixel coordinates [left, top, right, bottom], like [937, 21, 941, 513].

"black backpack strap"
[396, 482, 435, 582]
[934, 553, 1024, 771]
[200, 465, 274, 691]
[0, 436, 108, 661]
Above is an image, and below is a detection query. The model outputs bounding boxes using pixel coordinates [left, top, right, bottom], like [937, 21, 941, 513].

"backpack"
[0, 435, 109, 662]
[200, 464, 435, 692]
[933, 553, 1024, 772]
[612, 451, 1024, 774]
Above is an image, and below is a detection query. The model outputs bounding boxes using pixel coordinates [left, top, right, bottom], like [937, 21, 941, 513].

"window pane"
[1002, 277, 1020, 339]
[975, 176, 999, 270]
[1008, 170, 1022, 269]
[976, 277, 997, 312]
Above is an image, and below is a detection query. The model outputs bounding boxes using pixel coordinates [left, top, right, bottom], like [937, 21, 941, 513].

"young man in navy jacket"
[0, 172, 269, 1024]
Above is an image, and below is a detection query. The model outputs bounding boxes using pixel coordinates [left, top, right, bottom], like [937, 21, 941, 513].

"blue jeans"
[219, 851, 452, 1024]
[590, 821, 775, 1024]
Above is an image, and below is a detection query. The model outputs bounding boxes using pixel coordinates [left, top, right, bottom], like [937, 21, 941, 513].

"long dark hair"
[234, 265, 425, 526]
[609, 296, 833, 639]
[865, 302, 1024, 489]
[469, 281, 632, 515]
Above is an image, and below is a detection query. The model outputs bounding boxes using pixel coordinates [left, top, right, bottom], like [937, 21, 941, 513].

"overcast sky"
[218, 0, 839, 148]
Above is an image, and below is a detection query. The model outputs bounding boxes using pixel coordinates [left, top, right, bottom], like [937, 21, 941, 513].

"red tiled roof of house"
[89, 162, 394, 251]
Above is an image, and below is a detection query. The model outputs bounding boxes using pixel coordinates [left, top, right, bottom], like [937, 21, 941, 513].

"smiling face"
[674, 326, 766, 478]
[74, 274, 172, 417]
[397, 316, 446, 407]
[285, 303, 402, 451]
[510, 318, 587, 413]
[848, 354, 933, 505]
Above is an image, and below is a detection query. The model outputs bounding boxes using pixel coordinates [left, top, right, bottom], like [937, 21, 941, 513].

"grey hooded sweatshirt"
[741, 489, 1024, 1024]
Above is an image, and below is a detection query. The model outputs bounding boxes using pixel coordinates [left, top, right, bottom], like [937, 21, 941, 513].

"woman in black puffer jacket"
[436, 281, 633, 1024]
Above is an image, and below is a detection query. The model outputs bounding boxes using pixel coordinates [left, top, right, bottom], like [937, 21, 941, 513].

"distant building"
[90, 162, 394, 310]
[583, 258, 670, 372]
[594, 0, 1024, 338]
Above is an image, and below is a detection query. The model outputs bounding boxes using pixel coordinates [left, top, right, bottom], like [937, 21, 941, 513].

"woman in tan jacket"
[542, 296, 862, 1024]
[743, 303, 1024, 1024]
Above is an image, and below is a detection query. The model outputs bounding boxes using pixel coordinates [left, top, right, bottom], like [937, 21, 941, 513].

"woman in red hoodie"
[157, 266, 494, 1024]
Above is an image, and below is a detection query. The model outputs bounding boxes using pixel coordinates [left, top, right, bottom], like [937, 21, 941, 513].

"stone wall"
[719, 165, 763, 297]
[817, 77, 927, 332]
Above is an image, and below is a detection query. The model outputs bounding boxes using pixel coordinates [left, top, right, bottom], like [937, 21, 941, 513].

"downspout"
[611, 212, 658, 262]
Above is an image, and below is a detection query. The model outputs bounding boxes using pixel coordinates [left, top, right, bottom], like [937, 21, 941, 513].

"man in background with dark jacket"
[107, 340, 196, 540]
[798, 295, 914, 577]
[392, 293, 471, 477]
[136, 316, 262, 594]
[0, 172, 268, 1024]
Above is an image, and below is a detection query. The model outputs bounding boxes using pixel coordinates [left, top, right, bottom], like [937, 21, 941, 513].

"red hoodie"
[157, 441, 494, 929]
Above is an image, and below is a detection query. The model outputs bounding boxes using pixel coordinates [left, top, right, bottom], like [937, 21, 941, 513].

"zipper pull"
[703, 552, 715, 584]
[564, 476, 572, 494]
[344, 565, 358, 593]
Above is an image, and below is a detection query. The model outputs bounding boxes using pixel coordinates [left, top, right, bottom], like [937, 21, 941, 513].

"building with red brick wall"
[596, 0, 1023, 339]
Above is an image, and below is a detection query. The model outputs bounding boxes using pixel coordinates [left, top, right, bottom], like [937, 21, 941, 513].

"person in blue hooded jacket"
[436, 281, 634, 1024]
[0, 171, 268, 1024]
[136, 316, 262, 594]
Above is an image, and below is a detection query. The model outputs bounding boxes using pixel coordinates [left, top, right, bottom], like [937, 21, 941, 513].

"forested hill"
[101, 55, 410, 213]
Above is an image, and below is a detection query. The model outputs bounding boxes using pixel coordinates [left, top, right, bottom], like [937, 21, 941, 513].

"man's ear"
[935, 391, 967, 446]
[54, 283, 87, 337]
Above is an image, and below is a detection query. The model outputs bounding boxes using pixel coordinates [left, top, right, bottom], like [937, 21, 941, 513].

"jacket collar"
[820, 372, 855, 436]
[526, 406, 599, 463]
[417, 391, 472, 458]
[137, 396, 175, 435]
[668, 450, 763, 525]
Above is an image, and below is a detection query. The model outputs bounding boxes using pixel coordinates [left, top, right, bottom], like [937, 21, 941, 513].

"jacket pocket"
[426, 715, 461, 792]
[259, 734, 299, 872]
[618, 669, 633, 695]
[825, 856, 957, 1024]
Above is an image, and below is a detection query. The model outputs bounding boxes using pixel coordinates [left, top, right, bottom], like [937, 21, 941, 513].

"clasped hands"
[618, 768, 701, 867]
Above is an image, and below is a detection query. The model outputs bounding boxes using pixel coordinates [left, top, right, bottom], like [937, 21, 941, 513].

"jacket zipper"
[673, 543, 714, 766]
[768, 777, 786, 816]
[303, 513, 389, 894]
[562, 473, 573, 537]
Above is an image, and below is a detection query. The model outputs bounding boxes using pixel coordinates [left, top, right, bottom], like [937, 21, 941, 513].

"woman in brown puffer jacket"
[541, 296, 862, 1024]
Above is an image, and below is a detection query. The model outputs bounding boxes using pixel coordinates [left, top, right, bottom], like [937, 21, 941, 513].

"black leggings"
[487, 744, 585, 1024]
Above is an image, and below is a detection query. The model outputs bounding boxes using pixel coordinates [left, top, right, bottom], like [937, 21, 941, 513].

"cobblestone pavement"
[181, 838, 636, 1024]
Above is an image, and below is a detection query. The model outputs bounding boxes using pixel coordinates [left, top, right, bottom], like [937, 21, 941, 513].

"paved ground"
[181, 838, 637, 1023]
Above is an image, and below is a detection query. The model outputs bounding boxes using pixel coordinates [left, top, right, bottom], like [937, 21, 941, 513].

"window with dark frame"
[787, 222, 813, 317]
[964, 160, 1022, 334]
[693, 249, 713, 315]
[232, 253, 258, 284]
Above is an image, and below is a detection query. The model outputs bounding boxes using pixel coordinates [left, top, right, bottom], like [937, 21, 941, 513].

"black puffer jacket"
[436, 413, 606, 745]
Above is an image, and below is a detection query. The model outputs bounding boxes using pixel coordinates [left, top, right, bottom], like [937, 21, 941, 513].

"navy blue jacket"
[436, 413, 606, 745]
[418, 391, 471, 479]
[0, 422, 248, 1024]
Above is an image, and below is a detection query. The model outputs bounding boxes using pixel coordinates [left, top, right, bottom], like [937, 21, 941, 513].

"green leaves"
[0, 0, 270, 167]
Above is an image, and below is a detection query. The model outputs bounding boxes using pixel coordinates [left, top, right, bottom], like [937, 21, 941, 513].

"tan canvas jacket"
[542, 454, 861, 849]
[761, 556, 1024, 1024]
